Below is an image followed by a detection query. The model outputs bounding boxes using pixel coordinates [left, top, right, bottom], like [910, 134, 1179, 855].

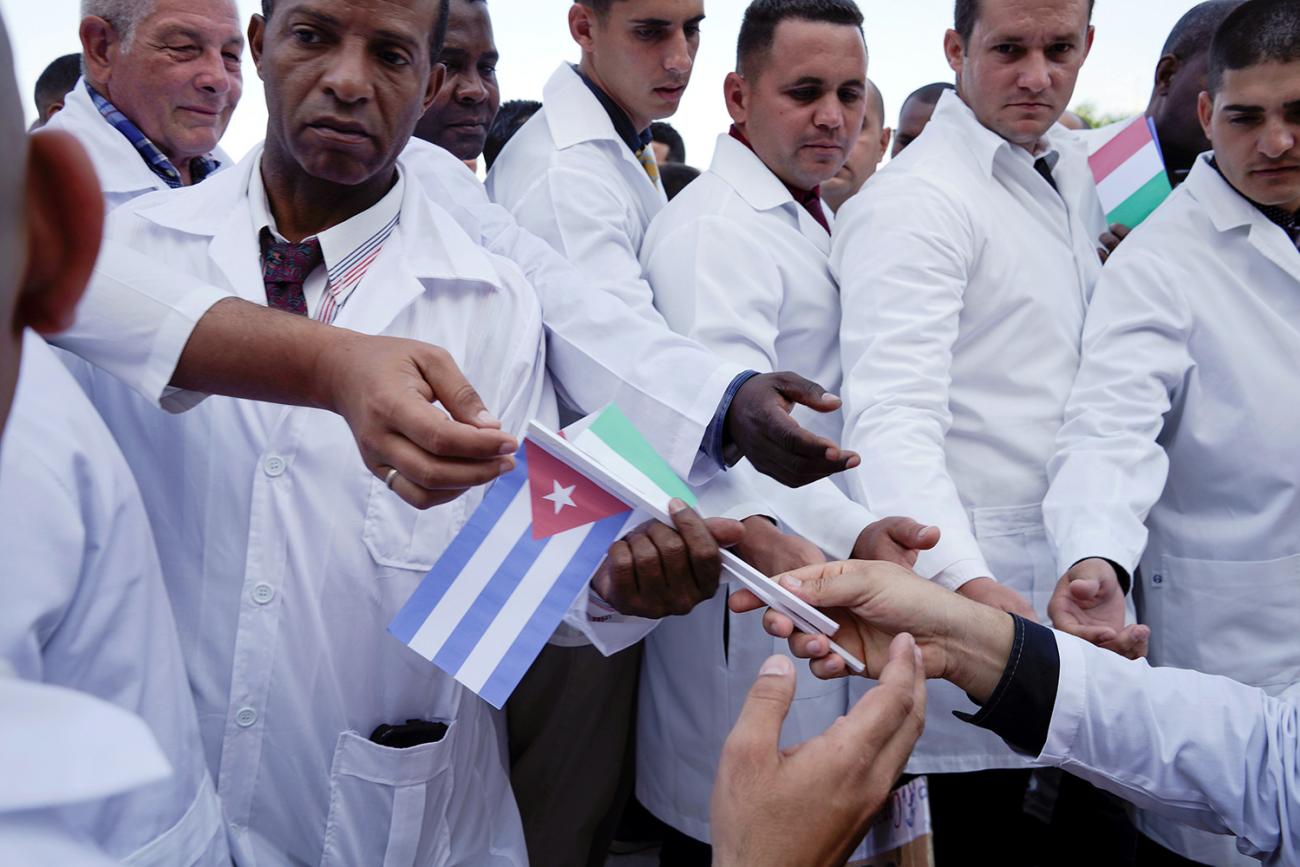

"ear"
[422, 62, 446, 114]
[1082, 24, 1095, 60]
[1152, 54, 1179, 98]
[1197, 89, 1214, 142]
[17, 130, 104, 336]
[249, 14, 266, 79]
[880, 126, 893, 155]
[43, 101, 65, 123]
[723, 71, 748, 127]
[943, 29, 964, 78]
[569, 4, 596, 54]
[79, 16, 120, 90]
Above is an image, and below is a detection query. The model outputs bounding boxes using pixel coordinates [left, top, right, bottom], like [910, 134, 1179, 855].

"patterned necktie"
[260, 227, 323, 317]
[635, 145, 660, 187]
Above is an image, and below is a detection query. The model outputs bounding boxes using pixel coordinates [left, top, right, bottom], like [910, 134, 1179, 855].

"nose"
[456, 70, 488, 104]
[1259, 118, 1298, 160]
[813, 97, 844, 132]
[1017, 51, 1051, 93]
[663, 30, 693, 77]
[321, 40, 373, 105]
[193, 47, 234, 97]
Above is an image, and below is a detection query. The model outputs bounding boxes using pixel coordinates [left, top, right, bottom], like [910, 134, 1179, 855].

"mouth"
[444, 118, 489, 132]
[802, 142, 844, 156]
[1251, 165, 1300, 179]
[1009, 102, 1052, 112]
[653, 84, 686, 101]
[179, 105, 221, 119]
[306, 118, 372, 144]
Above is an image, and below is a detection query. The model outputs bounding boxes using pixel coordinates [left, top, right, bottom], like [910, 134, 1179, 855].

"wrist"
[309, 326, 362, 414]
[943, 597, 1016, 703]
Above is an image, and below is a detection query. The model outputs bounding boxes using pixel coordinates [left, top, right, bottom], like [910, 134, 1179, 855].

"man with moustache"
[637, 3, 937, 861]
[413, 0, 499, 162]
[831, 0, 1126, 860]
[822, 78, 890, 213]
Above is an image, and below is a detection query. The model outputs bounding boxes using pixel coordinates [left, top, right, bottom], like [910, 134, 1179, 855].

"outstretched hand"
[1048, 558, 1149, 659]
[711, 634, 926, 867]
[724, 372, 860, 488]
[851, 517, 940, 567]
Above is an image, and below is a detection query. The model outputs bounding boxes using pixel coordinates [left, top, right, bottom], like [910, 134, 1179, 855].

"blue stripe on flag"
[478, 511, 630, 708]
[387, 445, 529, 645]
[432, 522, 546, 674]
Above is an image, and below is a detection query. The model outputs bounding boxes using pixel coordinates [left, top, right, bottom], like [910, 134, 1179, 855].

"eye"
[379, 49, 411, 66]
[788, 88, 820, 103]
[166, 43, 200, 56]
[292, 27, 321, 45]
[993, 43, 1021, 56]
[634, 27, 661, 41]
[1228, 114, 1260, 126]
[839, 89, 863, 104]
[479, 63, 497, 77]
[684, 23, 701, 37]
[1047, 42, 1075, 57]
[222, 50, 241, 63]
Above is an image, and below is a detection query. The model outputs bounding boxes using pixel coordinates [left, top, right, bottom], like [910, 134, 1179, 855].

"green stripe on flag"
[589, 405, 698, 507]
[1107, 171, 1172, 228]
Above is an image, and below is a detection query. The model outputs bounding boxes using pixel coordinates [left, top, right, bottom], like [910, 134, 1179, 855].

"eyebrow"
[154, 25, 245, 48]
[628, 15, 705, 26]
[1222, 104, 1264, 112]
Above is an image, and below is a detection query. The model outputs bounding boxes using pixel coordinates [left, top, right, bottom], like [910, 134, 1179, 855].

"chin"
[300, 153, 386, 187]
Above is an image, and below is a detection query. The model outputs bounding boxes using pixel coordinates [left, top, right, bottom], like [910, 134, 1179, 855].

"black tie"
[1034, 156, 1060, 195]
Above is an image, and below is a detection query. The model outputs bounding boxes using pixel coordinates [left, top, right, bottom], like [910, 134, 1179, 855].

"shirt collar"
[726, 125, 824, 208]
[935, 90, 1059, 177]
[1209, 156, 1299, 240]
[84, 81, 220, 189]
[249, 157, 405, 283]
[572, 64, 653, 155]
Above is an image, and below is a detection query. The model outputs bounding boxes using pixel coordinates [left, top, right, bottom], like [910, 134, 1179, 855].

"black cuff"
[954, 616, 1060, 757]
[1071, 557, 1131, 596]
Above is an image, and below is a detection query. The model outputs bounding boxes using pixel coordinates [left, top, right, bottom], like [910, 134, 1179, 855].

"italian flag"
[1088, 115, 1173, 228]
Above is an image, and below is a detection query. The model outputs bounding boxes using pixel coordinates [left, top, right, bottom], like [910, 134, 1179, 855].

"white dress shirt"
[832, 90, 1106, 773]
[0, 333, 227, 867]
[1044, 155, 1300, 864]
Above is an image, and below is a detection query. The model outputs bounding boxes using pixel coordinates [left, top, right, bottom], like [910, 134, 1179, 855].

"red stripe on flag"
[1088, 116, 1153, 184]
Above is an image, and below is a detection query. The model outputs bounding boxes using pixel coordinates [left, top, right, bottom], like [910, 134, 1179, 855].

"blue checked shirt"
[86, 82, 220, 189]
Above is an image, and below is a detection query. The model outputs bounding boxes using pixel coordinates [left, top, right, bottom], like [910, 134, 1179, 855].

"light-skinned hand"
[1048, 558, 1149, 659]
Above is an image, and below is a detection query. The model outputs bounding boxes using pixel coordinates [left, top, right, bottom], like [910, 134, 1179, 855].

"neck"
[93, 77, 197, 186]
[577, 57, 649, 133]
[259, 133, 396, 242]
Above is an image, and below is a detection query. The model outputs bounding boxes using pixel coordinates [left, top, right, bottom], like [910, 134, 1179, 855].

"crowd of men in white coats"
[0, 0, 1297, 864]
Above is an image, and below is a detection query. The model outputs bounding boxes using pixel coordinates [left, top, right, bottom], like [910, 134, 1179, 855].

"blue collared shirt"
[86, 82, 221, 189]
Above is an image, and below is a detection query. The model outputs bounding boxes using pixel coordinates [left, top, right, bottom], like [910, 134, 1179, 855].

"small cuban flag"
[1088, 115, 1173, 228]
[388, 405, 693, 709]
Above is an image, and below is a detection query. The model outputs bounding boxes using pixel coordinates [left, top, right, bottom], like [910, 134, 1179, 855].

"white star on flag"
[542, 480, 577, 514]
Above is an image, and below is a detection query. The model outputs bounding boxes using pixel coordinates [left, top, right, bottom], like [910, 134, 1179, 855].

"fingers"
[1099, 624, 1150, 660]
[776, 561, 872, 611]
[1067, 575, 1102, 604]
[890, 519, 941, 551]
[771, 371, 842, 414]
[728, 588, 767, 614]
[762, 608, 796, 638]
[834, 634, 923, 767]
[726, 655, 797, 759]
[702, 515, 747, 549]
[729, 374, 862, 487]
[388, 398, 517, 461]
[412, 345, 503, 430]
[1110, 222, 1132, 241]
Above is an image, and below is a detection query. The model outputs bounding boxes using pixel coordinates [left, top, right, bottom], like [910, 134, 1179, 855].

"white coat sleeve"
[1043, 247, 1193, 577]
[419, 159, 743, 484]
[1045, 631, 1300, 865]
[832, 178, 988, 588]
[49, 239, 230, 412]
[644, 215, 873, 558]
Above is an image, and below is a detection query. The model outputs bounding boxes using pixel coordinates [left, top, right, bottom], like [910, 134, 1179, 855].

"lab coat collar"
[132, 143, 507, 333]
[542, 62, 635, 152]
[1185, 154, 1300, 281]
[708, 132, 831, 241]
[52, 78, 231, 198]
[933, 89, 1069, 180]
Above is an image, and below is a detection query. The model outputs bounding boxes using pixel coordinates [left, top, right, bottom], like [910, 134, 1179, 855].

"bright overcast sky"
[4, 0, 1206, 166]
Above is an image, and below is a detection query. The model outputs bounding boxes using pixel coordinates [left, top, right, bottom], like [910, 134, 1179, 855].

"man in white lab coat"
[1043, 1, 1300, 862]
[738, 558, 1300, 867]
[821, 79, 891, 214]
[831, 0, 1115, 858]
[67, 0, 743, 863]
[0, 21, 228, 864]
[637, 3, 938, 859]
[46, 0, 243, 211]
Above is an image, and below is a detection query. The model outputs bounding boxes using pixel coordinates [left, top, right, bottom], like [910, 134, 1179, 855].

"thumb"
[417, 348, 502, 430]
[887, 519, 941, 551]
[1068, 576, 1101, 603]
[773, 371, 841, 414]
[729, 655, 797, 757]
[705, 517, 747, 548]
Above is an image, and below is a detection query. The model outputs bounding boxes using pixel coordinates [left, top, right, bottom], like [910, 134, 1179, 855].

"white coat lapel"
[1248, 221, 1300, 285]
[710, 133, 828, 249]
[1193, 157, 1300, 285]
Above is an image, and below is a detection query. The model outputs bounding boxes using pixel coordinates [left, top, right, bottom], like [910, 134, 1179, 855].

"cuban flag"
[389, 406, 693, 709]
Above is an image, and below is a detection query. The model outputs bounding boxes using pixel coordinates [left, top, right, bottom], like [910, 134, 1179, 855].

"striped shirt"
[85, 82, 220, 188]
[249, 158, 403, 325]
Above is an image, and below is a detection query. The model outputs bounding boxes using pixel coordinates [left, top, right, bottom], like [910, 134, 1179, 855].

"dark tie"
[800, 188, 831, 234]
[260, 227, 323, 317]
[1034, 157, 1060, 196]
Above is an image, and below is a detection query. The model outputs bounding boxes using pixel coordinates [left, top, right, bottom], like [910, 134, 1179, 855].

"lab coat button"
[263, 455, 286, 477]
[236, 707, 258, 727]
[1152, 573, 1164, 585]
[252, 583, 275, 605]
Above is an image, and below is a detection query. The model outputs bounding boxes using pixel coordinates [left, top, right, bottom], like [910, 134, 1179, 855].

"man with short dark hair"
[413, 0, 500, 161]
[639, 2, 937, 861]
[484, 98, 540, 169]
[30, 52, 80, 129]
[822, 77, 890, 212]
[651, 119, 686, 164]
[833, 0, 1117, 860]
[659, 159, 699, 198]
[891, 80, 954, 156]
[1045, 0, 1300, 863]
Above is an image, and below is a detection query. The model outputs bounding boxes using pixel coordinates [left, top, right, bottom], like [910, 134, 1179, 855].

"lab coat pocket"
[970, 503, 1054, 616]
[319, 724, 458, 867]
[1150, 553, 1300, 694]
[362, 476, 468, 572]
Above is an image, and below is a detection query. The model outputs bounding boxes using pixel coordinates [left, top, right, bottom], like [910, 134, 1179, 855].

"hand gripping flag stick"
[527, 421, 867, 674]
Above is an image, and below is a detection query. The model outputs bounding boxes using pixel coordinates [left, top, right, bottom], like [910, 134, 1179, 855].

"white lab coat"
[44, 78, 231, 213]
[487, 63, 667, 323]
[1043, 630, 1300, 866]
[634, 134, 873, 841]
[0, 677, 172, 867]
[1043, 155, 1300, 863]
[63, 147, 643, 866]
[832, 91, 1106, 773]
[0, 333, 228, 867]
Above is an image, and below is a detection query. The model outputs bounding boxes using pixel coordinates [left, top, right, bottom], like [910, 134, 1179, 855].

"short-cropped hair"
[953, 0, 1094, 44]
[736, 0, 864, 77]
[81, 0, 158, 49]
[1207, 0, 1300, 92]
[261, 0, 451, 60]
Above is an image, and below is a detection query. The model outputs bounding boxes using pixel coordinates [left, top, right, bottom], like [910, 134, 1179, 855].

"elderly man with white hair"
[46, 0, 243, 209]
